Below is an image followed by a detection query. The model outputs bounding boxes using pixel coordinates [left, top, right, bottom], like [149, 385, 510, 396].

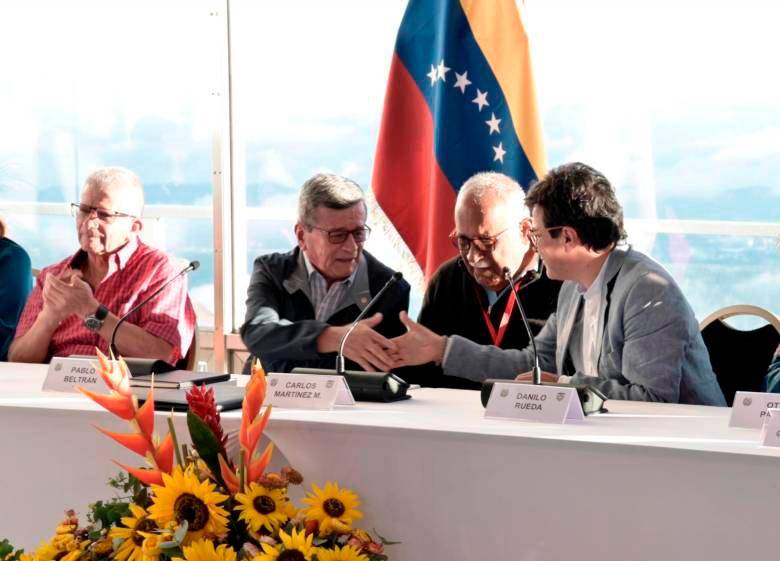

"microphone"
[109, 260, 200, 361]
[489, 264, 608, 415]
[292, 271, 411, 402]
[337, 271, 402, 375]
[502, 266, 542, 384]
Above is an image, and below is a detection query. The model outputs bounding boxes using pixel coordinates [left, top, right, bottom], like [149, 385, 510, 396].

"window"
[0, 0, 217, 326]
[529, 0, 780, 325]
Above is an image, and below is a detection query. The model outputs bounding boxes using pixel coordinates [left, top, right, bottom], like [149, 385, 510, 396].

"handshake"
[319, 311, 557, 383]
[318, 311, 445, 373]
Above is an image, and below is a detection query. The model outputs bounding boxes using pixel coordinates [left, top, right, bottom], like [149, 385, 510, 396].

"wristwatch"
[84, 304, 109, 332]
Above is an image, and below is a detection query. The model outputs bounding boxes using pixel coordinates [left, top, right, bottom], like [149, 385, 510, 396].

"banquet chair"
[699, 305, 780, 406]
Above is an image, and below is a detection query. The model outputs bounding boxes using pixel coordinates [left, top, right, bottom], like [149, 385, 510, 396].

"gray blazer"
[443, 248, 726, 405]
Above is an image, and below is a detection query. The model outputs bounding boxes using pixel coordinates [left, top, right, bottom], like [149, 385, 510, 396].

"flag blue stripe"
[393, 0, 539, 193]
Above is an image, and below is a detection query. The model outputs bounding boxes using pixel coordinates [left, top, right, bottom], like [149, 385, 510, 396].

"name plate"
[729, 391, 780, 428]
[485, 382, 584, 424]
[43, 356, 108, 394]
[760, 409, 780, 447]
[265, 373, 354, 410]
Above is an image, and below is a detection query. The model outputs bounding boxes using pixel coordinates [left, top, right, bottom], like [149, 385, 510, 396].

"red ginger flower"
[187, 384, 228, 454]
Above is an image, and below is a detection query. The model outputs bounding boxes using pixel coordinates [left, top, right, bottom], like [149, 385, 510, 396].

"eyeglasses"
[309, 225, 371, 244]
[71, 203, 136, 223]
[449, 228, 509, 253]
[527, 226, 565, 246]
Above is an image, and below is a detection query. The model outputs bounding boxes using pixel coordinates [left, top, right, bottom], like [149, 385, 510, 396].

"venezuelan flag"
[372, 0, 546, 281]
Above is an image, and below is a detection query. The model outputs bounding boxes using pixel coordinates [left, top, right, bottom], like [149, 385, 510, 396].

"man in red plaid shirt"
[9, 167, 196, 365]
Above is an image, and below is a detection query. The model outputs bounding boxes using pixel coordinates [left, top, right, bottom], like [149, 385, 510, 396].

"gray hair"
[456, 171, 527, 221]
[83, 166, 145, 214]
[297, 173, 365, 227]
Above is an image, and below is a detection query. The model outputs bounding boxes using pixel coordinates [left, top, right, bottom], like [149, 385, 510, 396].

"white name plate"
[760, 409, 780, 447]
[485, 382, 584, 424]
[43, 356, 108, 394]
[729, 391, 780, 428]
[265, 373, 354, 410]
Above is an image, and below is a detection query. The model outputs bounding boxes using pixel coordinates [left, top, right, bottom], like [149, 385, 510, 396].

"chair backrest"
[700, 305, 780, 406]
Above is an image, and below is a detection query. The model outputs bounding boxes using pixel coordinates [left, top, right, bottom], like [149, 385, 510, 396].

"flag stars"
[436, 59, 450, 81]
[453, 71, 472, 94]
[472, 89, 489, 111]
[427, 64, 438, 86]
[493, 142, 506, 163]
[485, 112, 501, 135]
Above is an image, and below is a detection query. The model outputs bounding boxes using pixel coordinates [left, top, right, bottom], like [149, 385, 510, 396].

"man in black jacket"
[398, 171, 560, 389]
[240, 173, 410, 373]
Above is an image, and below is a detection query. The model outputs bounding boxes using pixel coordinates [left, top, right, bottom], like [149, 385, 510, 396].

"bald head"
[455, 172, 527, 222]
[81, 166, 145, 217]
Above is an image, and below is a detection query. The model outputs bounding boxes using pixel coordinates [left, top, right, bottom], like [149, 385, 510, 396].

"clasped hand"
[42, 270, 98, 322]
[339, 313, 397, 373]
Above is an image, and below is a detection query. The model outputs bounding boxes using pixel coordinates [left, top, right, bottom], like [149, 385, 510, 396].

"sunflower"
[172, 539, 237, 561]
[301, 482, 362, 535]
[315, 545, 369, 561]
[110, 504, 159, 561]
[253, 528, 315, 561]
[148, 465, 229, 543]
[234, 483, 295, 533]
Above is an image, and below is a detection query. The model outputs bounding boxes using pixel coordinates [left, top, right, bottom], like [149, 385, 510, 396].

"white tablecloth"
[1, 362, 778, 560]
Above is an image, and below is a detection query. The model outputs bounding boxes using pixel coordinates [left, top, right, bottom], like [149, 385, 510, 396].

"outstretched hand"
[390, 311, 447, 368]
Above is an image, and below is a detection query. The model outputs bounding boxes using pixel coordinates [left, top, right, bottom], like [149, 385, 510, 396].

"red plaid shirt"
[15, 237, 196, 364]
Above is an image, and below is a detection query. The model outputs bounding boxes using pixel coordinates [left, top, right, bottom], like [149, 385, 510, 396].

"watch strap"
[94, 304, 109, 321]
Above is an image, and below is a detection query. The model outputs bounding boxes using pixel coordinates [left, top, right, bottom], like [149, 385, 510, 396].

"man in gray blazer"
[392, 162, 725, 405]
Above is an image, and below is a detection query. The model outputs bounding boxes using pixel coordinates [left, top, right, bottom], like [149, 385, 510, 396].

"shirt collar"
[578, 252, 613, 301]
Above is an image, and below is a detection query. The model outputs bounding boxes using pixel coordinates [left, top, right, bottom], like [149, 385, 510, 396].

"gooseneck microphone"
[109, 260, 200, 359]
[503, 265, 542, 384]
[336, 271, 403, 375]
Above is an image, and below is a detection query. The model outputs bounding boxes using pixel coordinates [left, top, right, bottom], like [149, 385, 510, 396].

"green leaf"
[173, 520, 189, 545]
[187, 411, 226, 487]
[163, 546, 183, 559]
[112, 538, 125, 552]
[159, 541, 180, 550]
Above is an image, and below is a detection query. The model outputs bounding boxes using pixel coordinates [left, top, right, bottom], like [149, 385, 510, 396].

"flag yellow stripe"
[460, 0, 547, 179]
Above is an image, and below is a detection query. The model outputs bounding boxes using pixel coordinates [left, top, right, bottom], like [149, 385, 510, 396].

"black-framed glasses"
[70, 203, 136, 223]
[310, 225, 371, 244]
[449, 228, 508, 253]
[527, 226, 565, 246]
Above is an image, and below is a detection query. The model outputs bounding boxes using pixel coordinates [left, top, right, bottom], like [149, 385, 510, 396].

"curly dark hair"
[526, 162, 626, 251]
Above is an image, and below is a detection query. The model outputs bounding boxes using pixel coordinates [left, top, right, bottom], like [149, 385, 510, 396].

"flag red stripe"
[372, 54, 458, 280]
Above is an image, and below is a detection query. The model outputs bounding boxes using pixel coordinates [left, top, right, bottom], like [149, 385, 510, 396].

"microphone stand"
[491, 264, 608, 414]
[292, 271, 411, 402]
[109, 260, 200, 361]
[503, 266, 542, 384]
[337, 271, 402, 375]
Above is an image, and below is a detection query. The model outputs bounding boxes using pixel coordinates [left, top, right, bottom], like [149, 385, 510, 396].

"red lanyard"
[473, 284, 517, 347]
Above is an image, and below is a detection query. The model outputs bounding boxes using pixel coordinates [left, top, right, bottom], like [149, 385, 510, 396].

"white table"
[1, 362, 779, 561]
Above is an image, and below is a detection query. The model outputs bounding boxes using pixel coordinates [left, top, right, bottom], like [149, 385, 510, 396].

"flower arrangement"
[2, 352, 393, 561]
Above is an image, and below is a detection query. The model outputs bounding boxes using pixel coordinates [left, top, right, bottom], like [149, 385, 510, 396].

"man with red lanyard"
[9, 167, 196, 365]
[396, 172, 561, 389]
